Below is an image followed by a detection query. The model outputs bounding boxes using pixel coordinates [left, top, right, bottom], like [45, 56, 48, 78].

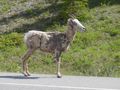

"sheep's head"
[68, 16, 86, 32]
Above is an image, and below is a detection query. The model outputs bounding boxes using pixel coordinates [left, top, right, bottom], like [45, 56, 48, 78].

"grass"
[0, 1, 120, 77]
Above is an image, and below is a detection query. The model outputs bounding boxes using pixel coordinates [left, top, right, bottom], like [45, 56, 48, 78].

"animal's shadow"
[0, 75, 39, 79]
[0, 75, 56, 79]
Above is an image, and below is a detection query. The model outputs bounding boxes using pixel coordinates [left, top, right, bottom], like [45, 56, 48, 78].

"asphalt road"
[0, 72, 120, 90]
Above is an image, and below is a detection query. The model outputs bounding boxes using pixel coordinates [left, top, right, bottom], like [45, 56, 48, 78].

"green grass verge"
[0, 1, 120, 77]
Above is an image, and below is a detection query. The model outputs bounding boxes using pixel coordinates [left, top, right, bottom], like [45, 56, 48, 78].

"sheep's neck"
[66, 25, 76, 42]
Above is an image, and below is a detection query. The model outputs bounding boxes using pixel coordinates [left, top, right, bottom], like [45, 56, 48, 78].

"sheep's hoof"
[57, 74, 62, 78]
[23, 72, 30, 77]
[57, 72, 62, 78]
[57, 75, 62, 78]
[23, 73, 28, 77]
[26, 72, 31, 76]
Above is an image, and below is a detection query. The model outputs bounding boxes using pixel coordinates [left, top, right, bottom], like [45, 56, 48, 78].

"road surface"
[0, 72, 120, 90]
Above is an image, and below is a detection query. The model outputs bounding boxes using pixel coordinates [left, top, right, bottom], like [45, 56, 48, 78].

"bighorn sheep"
[22, 17, 86, 78]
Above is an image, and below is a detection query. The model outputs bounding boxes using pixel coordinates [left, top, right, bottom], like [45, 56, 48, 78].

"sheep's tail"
[24, 31, 34, 48]
[24, 32, 29, 43]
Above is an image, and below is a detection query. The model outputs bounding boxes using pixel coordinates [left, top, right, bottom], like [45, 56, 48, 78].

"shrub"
[0, 33, 23, 50]
[57, 0, 90, 23]
[88, 0, 120, 8]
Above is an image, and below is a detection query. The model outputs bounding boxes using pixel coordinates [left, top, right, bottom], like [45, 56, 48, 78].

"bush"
[88, 0, 120, 8]
[0, 33, 23, 50]
[57, 0, 90, 23]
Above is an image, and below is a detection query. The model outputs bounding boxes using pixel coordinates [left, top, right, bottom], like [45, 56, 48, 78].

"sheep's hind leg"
[22, 49, 35, 76]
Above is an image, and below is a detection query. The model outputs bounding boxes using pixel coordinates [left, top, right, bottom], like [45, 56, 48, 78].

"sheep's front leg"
[22, 49, 35, 76]
[57, 58, 61, 78]
[54, 50, 62, 78]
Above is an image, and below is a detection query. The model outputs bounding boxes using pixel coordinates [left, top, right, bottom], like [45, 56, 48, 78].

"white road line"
[0, 82, 119, 90]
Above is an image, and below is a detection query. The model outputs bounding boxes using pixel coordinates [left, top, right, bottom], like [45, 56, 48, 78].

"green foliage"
[104, 28, 120, 37]
[0, 33, 23, 51]
[88, 0, 120, 8]
[0, 0, 11, 13]
[0, 1, 120, 77]
[58, 0, 90, 21]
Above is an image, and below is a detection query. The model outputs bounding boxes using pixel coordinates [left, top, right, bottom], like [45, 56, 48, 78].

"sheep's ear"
[68, 19, 77, 26]
[68, 19, 74, 26]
